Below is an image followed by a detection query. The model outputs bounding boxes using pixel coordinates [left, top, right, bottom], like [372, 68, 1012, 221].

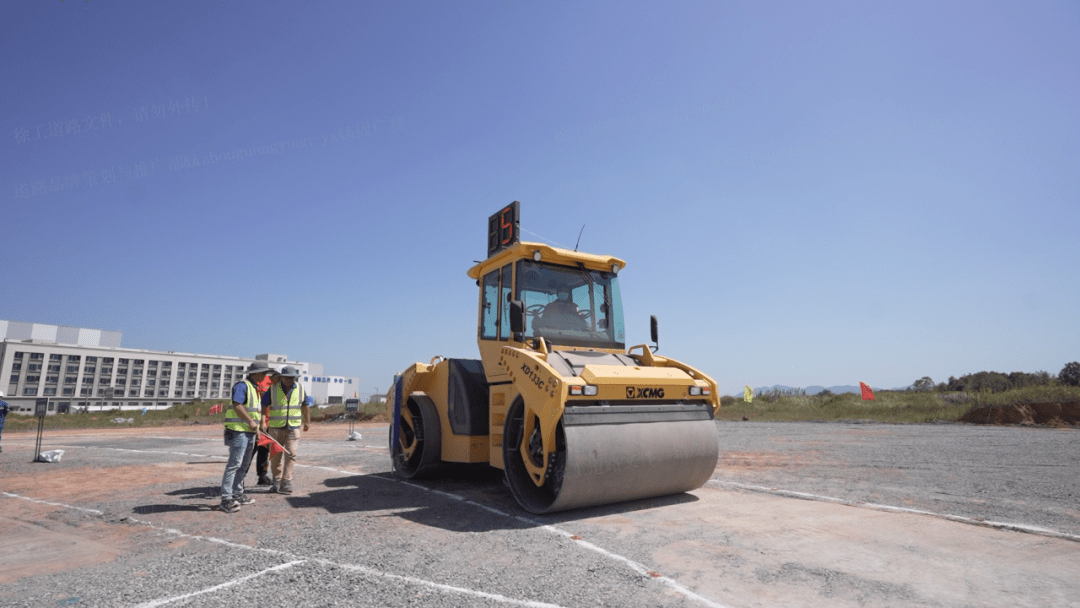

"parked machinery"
[388, 202, 720, 513]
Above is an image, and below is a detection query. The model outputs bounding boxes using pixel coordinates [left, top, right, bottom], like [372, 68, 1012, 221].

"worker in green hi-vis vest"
[262, 365, 313, 495]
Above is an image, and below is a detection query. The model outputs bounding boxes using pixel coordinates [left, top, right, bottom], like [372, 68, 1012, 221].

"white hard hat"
[0, 390, 5, 397]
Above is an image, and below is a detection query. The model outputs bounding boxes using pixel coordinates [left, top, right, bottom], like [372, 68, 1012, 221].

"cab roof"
[467, 241, 626, 280]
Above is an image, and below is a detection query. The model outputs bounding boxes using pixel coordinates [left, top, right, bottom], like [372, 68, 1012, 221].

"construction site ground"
[1, 420, 1077, 608]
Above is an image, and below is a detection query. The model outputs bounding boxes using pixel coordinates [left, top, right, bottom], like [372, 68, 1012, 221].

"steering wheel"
[526, 304, 545, 316]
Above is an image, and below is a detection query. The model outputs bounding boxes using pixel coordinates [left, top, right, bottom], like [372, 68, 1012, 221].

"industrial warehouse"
[0, 319, 359, 415]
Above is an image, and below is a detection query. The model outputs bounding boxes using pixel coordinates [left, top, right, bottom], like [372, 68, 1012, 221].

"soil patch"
[958, 401, 1080, 426]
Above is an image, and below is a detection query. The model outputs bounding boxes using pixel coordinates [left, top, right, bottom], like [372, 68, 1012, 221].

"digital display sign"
[487, 201, 520, 258]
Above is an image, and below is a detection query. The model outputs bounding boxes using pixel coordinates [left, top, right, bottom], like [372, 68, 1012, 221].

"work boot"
[235, 494, 255, 506]
[270, 482, 280, 494]
[278, 480, 293, 495]
[221, 499, 240, 513]
[257, 474, 272, 486]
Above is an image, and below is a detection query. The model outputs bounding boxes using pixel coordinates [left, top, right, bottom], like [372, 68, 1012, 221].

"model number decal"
[521, 363, 546, 390]
[626, 386, 665, 399]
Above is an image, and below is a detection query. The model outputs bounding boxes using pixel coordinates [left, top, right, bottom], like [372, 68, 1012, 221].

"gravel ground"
[1, 421, 1078, 608]
[712, 420, 1080, 536]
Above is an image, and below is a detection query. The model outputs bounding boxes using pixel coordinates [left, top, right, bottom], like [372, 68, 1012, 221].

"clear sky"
[3, 1, 1078, 397]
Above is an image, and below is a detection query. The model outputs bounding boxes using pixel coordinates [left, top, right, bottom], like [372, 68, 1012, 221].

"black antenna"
[574, 224, 585, 251]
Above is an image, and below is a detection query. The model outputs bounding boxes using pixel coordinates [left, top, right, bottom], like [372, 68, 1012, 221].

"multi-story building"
[0, 320, 359, 415]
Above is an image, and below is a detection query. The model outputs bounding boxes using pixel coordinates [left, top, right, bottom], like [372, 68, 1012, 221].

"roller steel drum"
[505, 402, 720, 514]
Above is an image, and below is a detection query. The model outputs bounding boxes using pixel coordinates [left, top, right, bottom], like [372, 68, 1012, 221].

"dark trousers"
[254, 443, 270, 477]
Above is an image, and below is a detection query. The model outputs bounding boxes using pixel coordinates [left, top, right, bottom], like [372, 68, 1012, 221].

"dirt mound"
[959, 402, 1080, 426]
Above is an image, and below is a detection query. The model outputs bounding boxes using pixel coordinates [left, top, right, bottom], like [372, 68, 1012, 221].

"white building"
[0, 320, 359, 415]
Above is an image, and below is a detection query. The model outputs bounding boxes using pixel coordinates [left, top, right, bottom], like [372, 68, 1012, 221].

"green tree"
[1059, 362, 1080, 387]
[912, 376, 935, 392]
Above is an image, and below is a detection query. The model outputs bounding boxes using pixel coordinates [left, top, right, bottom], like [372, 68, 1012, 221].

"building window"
[82, 377, 93, 384]
[68, 355, 81, 362]
[46, 375, 59, 383]
[159, 390, 168, 397]
[49, 354, 62, 360]
[118, 368, 128, 375]
[63, 388, 74, 395]
[148, 369, 156, 376]
[134, 360, 144, 366]
[44, 387, 57, 395]
[12, 363, 21, 371]
[186, 391, 194, 397]
[48, 365, 60, 372]
[10, 375, 19, 382]
[101, 367, 112, 375]
[116, 379, 126, 385]
[129, 390, 140, 397]
[80, 388, 92, 396]
[27, 375, 40, 382]
[103, 357, 114, 364]
[85, 366, 96, 373]
[67, 365, 79, 373]
[118, 359, 129, 364]
[132, 369, 142, 376]
[64, 376, 77, 383]
[147, 380, 156, 386]
[86, 356, 97, 363]
[213, 364, 221, 370]
[28, 364, 42, 372]
[14, 352, 24, 359]
[30, 353, 44, 360]
[162, 361, 171, 368]
[24, 388, 38, 395]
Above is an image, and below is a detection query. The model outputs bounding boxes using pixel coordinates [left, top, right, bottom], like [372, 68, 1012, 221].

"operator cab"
[513, 259, 625, 349]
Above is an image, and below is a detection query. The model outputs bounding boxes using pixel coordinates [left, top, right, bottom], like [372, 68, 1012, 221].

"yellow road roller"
[387, 201, 720, 514]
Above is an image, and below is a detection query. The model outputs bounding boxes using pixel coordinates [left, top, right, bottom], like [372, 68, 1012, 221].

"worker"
[538, 284, 586, 330]
[220, 362, 271, 513]
[252, 370, 278, 486]
[0, 391, 8, 453]
[262, 365, 312, 495]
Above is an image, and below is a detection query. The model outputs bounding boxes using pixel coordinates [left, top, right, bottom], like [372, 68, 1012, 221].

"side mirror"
[650, 315, 659, 351]
[509, 300, 526, 334]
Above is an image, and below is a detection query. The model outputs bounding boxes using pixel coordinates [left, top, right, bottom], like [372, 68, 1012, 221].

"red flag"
[859, 382, 875, 401]
[257, 431, 291, 458]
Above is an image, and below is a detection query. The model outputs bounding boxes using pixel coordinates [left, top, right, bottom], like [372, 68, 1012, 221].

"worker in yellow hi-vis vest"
[220, 362, 272, 513]
[261, 365, 313, 495]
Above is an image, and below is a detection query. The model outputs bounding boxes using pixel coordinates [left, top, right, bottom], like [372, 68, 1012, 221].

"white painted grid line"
[131, 560, 307, 608]
[708, 480, 1080, 543]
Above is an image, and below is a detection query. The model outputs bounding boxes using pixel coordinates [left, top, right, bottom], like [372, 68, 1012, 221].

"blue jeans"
[220, 430, 256, 500]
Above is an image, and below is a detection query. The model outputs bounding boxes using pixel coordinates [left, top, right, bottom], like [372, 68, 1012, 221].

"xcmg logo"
[626, 386, 665, 399]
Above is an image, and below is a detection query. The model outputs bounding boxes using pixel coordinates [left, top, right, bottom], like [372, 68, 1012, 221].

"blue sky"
[3, 1, 1077, 397]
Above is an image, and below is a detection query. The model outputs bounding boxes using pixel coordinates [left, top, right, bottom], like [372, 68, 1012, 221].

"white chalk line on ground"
[2, 491, 570, 608]
[14, 443, 732, 608]
[708, 480, 1080, 543]
[132, 560, 307, 608]
[1, 491, 104, 515]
